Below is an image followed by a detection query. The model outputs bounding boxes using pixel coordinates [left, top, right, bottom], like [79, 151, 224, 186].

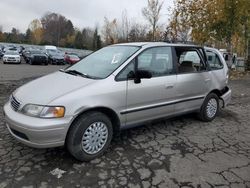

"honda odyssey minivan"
[4, 42, 231, 161]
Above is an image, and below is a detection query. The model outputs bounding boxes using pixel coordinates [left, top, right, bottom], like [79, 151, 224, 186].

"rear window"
[206, 51, 223, 70]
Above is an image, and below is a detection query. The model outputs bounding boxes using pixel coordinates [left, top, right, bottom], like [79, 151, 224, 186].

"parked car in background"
[0, 50, 4, 58]
[3, 42, 231, 161]
[3, 51, 21, 64]
[47, 50, 65, 65]
[44, 45, 57, 52]
[3, 46, 18, 53]
[64, 54, 80, 64]
[219, 49, 232, 68]
[22, 48, 34, 62]
[26, 49, 48, 65]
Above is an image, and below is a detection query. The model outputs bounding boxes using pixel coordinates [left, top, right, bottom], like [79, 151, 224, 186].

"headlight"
[22, 104, 65, 118]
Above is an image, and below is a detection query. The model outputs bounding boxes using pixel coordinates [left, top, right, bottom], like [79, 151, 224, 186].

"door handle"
[205, 78, 211, 82]
[165, 85, 174, 89]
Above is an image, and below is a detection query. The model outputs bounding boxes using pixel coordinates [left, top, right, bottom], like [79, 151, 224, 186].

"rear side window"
[206, 51, 223, 70]
[175, 48, 206, 73]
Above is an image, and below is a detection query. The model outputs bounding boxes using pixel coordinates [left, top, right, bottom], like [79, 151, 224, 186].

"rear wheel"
[198, 93, 219, 122]
[66, 112, 113, 161]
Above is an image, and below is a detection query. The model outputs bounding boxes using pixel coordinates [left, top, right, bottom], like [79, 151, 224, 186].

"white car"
[3, 51, 21, 64]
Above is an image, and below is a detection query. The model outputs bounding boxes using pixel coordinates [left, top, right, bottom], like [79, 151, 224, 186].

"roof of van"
[114, 42, 201, 48]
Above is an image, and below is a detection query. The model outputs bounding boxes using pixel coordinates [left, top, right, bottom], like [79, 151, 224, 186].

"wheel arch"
[208, 89, 222, 97]
[67, 106, 121, 137]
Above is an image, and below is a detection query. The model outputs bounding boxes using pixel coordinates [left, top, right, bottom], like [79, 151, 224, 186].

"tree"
[102, 17, 118, 45]
[25, 28, 32, 43]
[128, 22, 148, 42]
[0, 25, 4, 42]
[165, 0, 249, 57]
[8, 27, 20, 43]
[41, 12, 75, 46]
[29, 19, 43, 44]
[82, 28, 95, 49]
[120, 10, 130, 42]
[74, 30, 84, 49]
[92, 27, 102, 50]
[142, 0, 163, 41]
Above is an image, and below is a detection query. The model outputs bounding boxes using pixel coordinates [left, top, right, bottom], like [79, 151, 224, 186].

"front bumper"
[3, 102, 73, 148]
[220, 86, 231, 107]
[3, 59, 20, 63]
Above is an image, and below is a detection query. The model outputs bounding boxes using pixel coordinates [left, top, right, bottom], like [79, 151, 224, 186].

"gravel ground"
[0, 63, 249, 188]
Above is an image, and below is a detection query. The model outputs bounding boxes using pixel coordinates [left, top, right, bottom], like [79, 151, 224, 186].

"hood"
[14, 71, 96, 105]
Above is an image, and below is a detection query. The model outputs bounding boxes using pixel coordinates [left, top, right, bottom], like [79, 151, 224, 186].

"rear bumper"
[220, 86, 231, 107]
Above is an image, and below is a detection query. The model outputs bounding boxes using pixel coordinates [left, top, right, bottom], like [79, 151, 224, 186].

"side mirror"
[127, 70, 152, 84]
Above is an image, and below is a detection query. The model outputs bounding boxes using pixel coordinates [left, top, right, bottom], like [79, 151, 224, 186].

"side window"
[206, 51, 223, 70]
[176, 48, 206, 73]
[137, 47, 173, 77]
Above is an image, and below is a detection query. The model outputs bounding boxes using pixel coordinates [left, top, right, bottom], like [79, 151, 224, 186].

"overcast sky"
[0, 0, 174, 33]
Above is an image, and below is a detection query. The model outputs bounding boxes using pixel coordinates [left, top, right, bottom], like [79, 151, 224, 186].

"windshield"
[48, 50, 63, 56]
[69, 55, 79, 59]
[5, 51, 19, 55]
[30, 50, 43, 54]
[66, 46, 140, 79]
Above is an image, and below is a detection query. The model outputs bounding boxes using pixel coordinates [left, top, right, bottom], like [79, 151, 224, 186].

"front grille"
[34, 56, 46, 61]
[10, 95, 21, 111]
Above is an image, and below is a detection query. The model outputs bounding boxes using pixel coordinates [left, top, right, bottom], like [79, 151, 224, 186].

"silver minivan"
[3, 42, 231, 161]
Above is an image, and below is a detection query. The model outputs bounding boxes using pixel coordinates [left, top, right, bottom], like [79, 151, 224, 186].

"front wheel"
[198, 93, 219, 122]
[66, 112, 113, 161]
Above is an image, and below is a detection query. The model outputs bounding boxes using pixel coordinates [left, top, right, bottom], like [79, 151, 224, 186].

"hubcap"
[206, 98, 218, 118]
[82, 122, 108, 155]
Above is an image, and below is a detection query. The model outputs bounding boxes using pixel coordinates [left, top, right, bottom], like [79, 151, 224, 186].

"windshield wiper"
[60, 69, 100, 79]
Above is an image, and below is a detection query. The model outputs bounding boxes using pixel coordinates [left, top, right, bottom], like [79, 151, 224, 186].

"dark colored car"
[26, 50, 48, 65]
[64, 54, 80, 64]
[22, 49, 30, 62]
[47, 50, 65, 65]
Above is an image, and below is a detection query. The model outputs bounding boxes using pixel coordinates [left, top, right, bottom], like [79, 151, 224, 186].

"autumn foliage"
[165, 0, 250, 56]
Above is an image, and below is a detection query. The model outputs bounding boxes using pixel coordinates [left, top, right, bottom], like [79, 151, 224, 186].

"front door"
[120, 46, 177, 126]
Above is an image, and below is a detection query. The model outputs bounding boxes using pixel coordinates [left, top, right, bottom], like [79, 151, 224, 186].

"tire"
[66, 112, 113, 161]
[198, 93, 219, 122]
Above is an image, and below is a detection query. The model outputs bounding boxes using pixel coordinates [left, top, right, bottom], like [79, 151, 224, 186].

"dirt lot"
[0, 62, 250, 188]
